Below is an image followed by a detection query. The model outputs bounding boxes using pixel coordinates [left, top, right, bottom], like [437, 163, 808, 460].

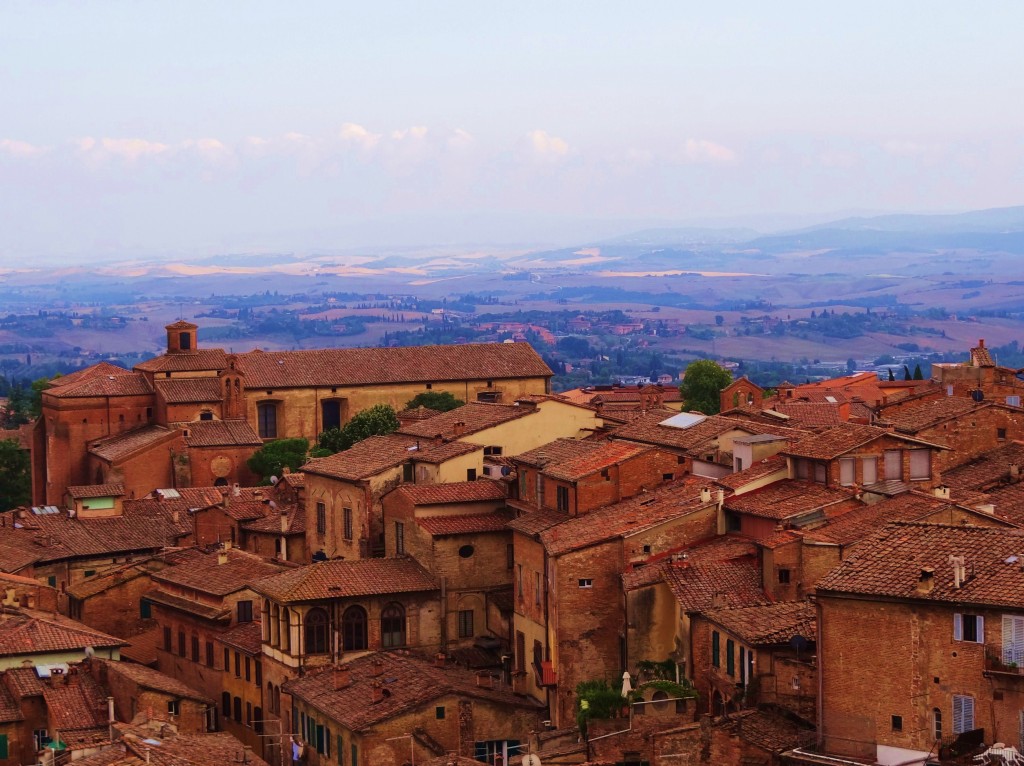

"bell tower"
[165, 320, 199, 354]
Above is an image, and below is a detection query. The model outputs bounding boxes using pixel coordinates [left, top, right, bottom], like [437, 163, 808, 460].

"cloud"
[182, 137, 231, 163]
[390, 126, 428, 141]
[98, 137, 170, 161]
[447, 128, 474, 149]
[679, 138, 737, 164]
[0, 139, 47, 158]
[526, 129, 569, 158]
[339, 122, 381, 150]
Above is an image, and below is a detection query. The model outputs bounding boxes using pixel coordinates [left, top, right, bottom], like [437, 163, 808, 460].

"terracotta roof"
[514, 439, 654, 482]
[135, 348, 228, 374]
[803, 492, 968, 546]
[714, 455, 788, 491]
[704, 601, 816, 645]
[183, 420, 262, 448]
[410, 440, 484, 464]
[219, 621, 263, 655]
[416, 511, 513, 536]
[143, 589, 230, 621]
[727, 708, 816, 754]
[119, 626, 162, 665]
[45, 370, 153, 399]
[878, 397, 987, 433]
[941, 441, 1024, 491]
[398, 402, 534, 440]
[153, 549, 285, 596]
[770, 402, 846, 428]
[241, 508, 306, 535]
[3, 667, 45, 698]
[971, 342, 995, 367]
[0, 608, 125, 656]
[303, 435, 417, 481]
[0, 680, 22, 723]
[50, 362, 132, 389]
[154, 378, 223, 404]
[980, 482, 1024, 525]
[281, 472, 305, 488]
[234, 342, 552, 388]
[282, 651, 542, 733]
[67, 483, 125, 499]
[783, 423, 944, 461]
[43, 671, 109, 732]
[663, 556, 769, 612]
[539, 479, 714, 556]
[816, 522, 1024, 607]
[398, 405, 443, 423]
[724, 479, 859, 521]
[254, 558, 438, 603]
[112, 726, 272, 766]
[610, 411, 802, 454]
[507, 509, 567, 536]
[392, 480, 506, 506]
[89, 426, 179, 463]
[101, 659, 214, 703]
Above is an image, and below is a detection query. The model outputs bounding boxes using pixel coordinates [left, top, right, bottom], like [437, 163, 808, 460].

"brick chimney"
[917, 567, 935, 595]
[370, 682, 385, 704]
[333, 665, 351, 690]
[453, 421, 466, 437]
[370, 658, 385, 677]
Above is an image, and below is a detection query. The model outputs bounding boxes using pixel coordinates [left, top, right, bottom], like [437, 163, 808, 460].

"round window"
[458, 544, 475, 559]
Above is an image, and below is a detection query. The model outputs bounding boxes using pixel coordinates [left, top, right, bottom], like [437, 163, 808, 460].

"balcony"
[984, 652, 1023, 678]
[534, 659, 557, 687]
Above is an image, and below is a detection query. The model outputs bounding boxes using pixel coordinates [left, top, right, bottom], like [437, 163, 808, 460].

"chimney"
[333, 665, 351, 690]
[282, 467, 291, 476]
[950, 555, 967, 588]
[370, 682, 385, 704]
[710, 592, 727, 609]
[171, 510, 180, 525]
[232, 483, 241, 497]
[917, 567, 935, 594]
[716, 489, 725, 507]
[217, 551, 229, 565]
[370, 658, 385, 677]
[979, 339, 985, 348]
[1011, 464, 1020, 483]
[280, 511, 289, 534]
[700, 488, 711, 504]
[453, 421, 466, 437]
[933, 485, 950, 500]
[475, 671, 494, 689]
[253, 489, 264, 501]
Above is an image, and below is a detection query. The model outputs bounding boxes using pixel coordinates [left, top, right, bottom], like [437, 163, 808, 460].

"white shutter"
[839, 458, 855, 486]
[953, 695, 974, 734]
[909, 449, 931, 480]
[963, 696, 975, 732]
[977, 616, 985, 645]
[954, 613, 963, 641]
[1004, 615, 1024, 665]
[862, 457, 877, 484]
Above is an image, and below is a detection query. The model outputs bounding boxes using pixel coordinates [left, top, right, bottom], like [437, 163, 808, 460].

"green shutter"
[0, 733, 8, 759]
[726, 639, 735, 676]
[711, 631, 720, 667]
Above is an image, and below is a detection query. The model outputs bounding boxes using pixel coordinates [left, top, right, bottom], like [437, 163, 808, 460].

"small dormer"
[165, 320, 199, 354]
[65, 484, 125, 518]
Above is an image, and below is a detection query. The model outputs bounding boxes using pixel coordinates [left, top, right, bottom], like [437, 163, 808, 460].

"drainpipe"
[816, 597, 825, 749]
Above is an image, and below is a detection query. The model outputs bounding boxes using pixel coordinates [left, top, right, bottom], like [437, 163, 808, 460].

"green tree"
[888, 368, 896, 382]
[405, 392, 464, 413]
[714, 315, 724, 326]
[4, 385, 30, 427]
[30, 375, 55, 418]
[846, 358, 856, 374]
[0, 438, 31, 511]
[903, 365, 912, 381]
[913, 363, 924, 380]
[246, 438, 311, 482]
[679, 360, 733, 415]
[317, 404, 400, 454]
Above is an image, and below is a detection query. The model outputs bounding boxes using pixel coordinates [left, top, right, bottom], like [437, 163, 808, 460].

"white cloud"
[0, 138, 46, 158]
[679, 138, 737, 164]
[339, 122, 380, 150]
[448, 128, 474, 149]
[390, 126, 428, 141]
[98, 137, 170, 161]
[527, 129, 569, 158]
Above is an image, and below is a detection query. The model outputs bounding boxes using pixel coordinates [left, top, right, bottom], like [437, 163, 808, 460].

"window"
[795, 459, 810, 480]
[891, 715, 903, 732]
[535, 572, 542, 605]
[254, 707, 263, 735]
[337, 734, 343, 765]
[662, 473, 674, 481]
[813, 462, 827, 484]
[255, 661, 262, 685]
[140, 599, 151, 618]
[1008, 396, 1022, 408]
[556, 485, 569, 512]
[999, 428, 1008, 440]
[403, 462, 414, 482]
[712, 632, 720, 667]
[839, 458, 855, 486]
[862, 457, 878, 484]
[467, 468, 477, 481]
[246, 702, 253, 728]
[316, 503, 326, 536]
[343, 508, 353, 540]
[725, 512, 741, 533]
[257, 402, 278, 439]
[178, 630, 186, 657]
[516, 631, 526, 672]
[0, 734, 7, 760]
[206, 641, 214, 667]
[459, 544, 474, 559]
[726, 639, 735, 676]
[952, 694, 975, 735]
[884, 450, 903, 480]
[1003, 615, 1024, 666]
[484, 446, 503, 456]
[222, 692, 231, 718]
[238, 600, 253, 623]
[163, 627, 172, 651]
[778, 568, 791, 585]
[436, 706, 445, 719]
[224, 647, 230, 669]
[245, 656, 251, 681]
[516, 564, 523, 600]
[909, 449, 931, 480]
[233, 696, 242, 723]
[954, 613, 984, 643]
[395, 522, 405, 555]
[933, 708, 942, 741]
[342, 606, 368, 651]
[506, 543, 514, 570]
[199, 410, 213, 421]
[578, 578, 593, 589]
[305, 608, 329, 655]
[381, 603, 406, 648]
[458, 609, 474, 638]
[191, 635, 200, 662]
[167, 699, 180, 716]
[322, 400, 342, 431]
[179, 332, 191, 350]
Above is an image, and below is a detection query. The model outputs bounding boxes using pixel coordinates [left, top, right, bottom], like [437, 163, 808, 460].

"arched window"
[342, 606, 368, 651]
[179, 332, 191, 350]
[257, 402, 278, 439]
[280, 608, 291, 652]
[304, 608, 329, 655]
[266, 682, 275, 713]
[380, 603, 406, 648]
[262, 601, 272, 642]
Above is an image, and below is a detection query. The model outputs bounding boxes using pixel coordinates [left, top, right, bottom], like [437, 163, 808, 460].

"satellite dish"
[523, 756, 542, 766]
[84, 646, 95, 658]
[501, 466, 511, 477]
[270, 475, 279, 485]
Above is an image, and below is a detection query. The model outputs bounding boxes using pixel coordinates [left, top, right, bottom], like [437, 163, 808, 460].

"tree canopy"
[679, 359, 733, 415]
[316, 404, 400, 454]
[0, 438, 31, 511]
[246, 438, 311, 482]
[405, 391, 464, 413]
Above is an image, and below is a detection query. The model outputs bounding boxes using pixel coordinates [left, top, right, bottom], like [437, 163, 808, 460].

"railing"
[984, 652, 1023, 677]
[533, 659, 557, 687]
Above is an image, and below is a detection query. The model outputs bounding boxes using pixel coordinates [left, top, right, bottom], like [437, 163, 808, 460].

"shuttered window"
[712, 631, 720, 667]
[862, 457, 877, 484]
[726, 639, 735, 676]
[1003, 615, 1024, 665]
[839, 458, 855, 486]
[954, 613, 984, 643]
[909, 449, 931, 480]
[952, 694, 974, 735]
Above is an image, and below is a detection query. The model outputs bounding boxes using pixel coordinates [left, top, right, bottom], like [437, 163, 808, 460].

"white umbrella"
[621, 671, 633, 697]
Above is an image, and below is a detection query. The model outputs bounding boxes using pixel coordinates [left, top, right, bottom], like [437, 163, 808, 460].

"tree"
[0, 438, 31, 511]
[714, 315, 724, 327]
[317, 404, 400, 454]
[246, 438, 311, 482]
[846, 358, 856, 374]
[903, 365, 912, 381]
[888, 368, 896, 382]
[30, 375, 55, 418]
[679, 360, 733, 415]
[405, 392, 464, 413]
[913, 363, 924, 380]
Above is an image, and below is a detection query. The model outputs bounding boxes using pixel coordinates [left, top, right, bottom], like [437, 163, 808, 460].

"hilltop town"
[0, 322, 1022, 766]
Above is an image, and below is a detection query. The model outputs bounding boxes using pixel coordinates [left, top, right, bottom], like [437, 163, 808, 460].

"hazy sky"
[1, 1, 1023, 262]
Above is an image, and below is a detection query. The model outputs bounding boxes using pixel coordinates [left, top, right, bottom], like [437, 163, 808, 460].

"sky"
[1, 1, 1023, 263]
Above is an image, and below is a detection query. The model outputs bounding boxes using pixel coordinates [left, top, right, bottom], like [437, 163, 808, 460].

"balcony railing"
[533, 659, 557, 687]
[984, 652, 1023, 677]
